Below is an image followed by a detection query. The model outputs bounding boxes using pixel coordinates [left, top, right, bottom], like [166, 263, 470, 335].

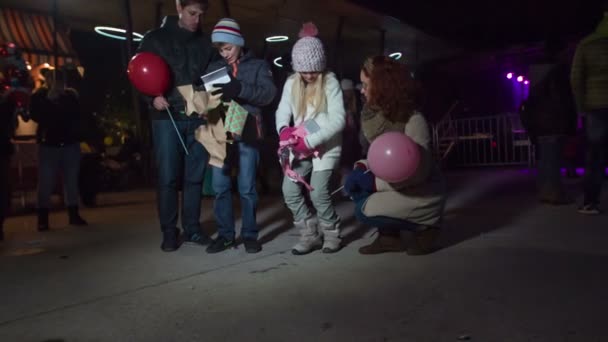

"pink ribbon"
[277, 123, 324, 191]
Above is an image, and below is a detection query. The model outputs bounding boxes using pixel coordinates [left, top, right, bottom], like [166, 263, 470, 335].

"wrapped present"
[177, 85, 222, 116]
[195, 118, 228, 168]
[224, 100, 249, 135]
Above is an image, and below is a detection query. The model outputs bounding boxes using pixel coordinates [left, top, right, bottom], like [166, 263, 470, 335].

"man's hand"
[153, 96, 170, 111]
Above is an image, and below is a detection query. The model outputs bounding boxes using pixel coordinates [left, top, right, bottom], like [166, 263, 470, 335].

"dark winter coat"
[520, 63, 577, 141]
[137, 16, 217, 120]
[30, 87, 82, 146]
[205, 50, 276, 140]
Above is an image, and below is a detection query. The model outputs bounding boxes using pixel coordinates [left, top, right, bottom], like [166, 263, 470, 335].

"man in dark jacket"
[521, 61, 577, 205]
[571, 5, 608, 215]
[203, 18, 277, 254]
[0, 96, 16, 241]
[137, 0, 218, 251]
[30, 77, 88, 231]
[1, 41, 33, 240]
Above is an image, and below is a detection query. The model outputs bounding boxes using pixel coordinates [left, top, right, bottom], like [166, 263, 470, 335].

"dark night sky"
[70, 30, 134, 117]
[66, 0, 608, 123]
[351, 0, 606, 48]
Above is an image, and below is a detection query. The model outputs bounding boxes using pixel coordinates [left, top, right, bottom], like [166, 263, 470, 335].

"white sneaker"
[578, 203, 601, 215]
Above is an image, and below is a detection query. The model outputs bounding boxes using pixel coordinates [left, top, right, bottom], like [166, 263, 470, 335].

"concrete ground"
[1, 169, 607, 342]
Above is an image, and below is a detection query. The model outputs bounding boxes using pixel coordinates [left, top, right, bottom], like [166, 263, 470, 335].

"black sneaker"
[243, 239, 262, 253]
[206, 236, 235, 254]
[183, 232, 211, 246]
[578, 203, 601, 215]
[161, 230, 180, 252]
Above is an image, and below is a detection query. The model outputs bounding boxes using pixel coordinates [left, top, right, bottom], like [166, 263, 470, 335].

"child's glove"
[279, 127, 297, 144]
[212, 74, 242, 102]
[291, 136, 312, 155]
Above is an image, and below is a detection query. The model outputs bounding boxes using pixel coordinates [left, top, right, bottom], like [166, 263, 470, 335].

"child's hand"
[291, 136, 312, 155]
[279, 127, 297, 143]
[212, 76, 242, 102]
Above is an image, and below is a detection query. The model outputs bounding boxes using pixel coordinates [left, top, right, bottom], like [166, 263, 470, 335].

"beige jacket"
[359, 111, 447, 227]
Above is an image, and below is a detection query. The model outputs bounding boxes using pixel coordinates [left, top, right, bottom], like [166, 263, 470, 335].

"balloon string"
[165, 106, 189, 155]
[331, 169, 370, 196]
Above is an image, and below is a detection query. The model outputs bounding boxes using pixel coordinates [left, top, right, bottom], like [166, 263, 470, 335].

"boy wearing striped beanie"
[204, 18, 277, 254]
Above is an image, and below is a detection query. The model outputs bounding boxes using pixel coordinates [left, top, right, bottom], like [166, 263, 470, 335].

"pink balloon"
[368, 131, 420, 183]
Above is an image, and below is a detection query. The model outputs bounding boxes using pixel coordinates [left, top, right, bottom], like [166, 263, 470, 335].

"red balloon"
[127, 52, 170, 96]
[368, 131, 421, 183]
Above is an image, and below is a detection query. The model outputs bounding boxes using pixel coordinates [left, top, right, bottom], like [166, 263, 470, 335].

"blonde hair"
[291, 72, 327, 120]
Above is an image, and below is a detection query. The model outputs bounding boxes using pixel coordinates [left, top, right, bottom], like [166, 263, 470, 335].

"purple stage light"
[524, 80, 529, 85]
[517, 76, 524, 82]
[506, 72, 513, 79]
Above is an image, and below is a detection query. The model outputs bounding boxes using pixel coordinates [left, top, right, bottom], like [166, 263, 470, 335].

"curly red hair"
[361, 56, 419, 123]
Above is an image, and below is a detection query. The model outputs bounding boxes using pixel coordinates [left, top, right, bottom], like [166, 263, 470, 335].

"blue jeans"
[37, 143, 81, 208]
[536, 135, 565, 197]
[212, 141, 259, 240]
[151, 119, 208, 234]
[583, 110, 608, 204]
[353, 193, 418, 234]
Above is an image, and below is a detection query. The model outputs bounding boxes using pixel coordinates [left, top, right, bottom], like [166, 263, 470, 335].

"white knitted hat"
[291, 22, 326, 72]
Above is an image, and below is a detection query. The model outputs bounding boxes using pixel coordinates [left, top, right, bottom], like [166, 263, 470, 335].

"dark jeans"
[583, 110, 608, 204]
[38, 143, 81, 208]
[0, 156, 9, 229]
[353, 193, 418, 234]
[151, 118, 208, 234]
[536, 135, 565, 197]
[212, 141, 259, 240]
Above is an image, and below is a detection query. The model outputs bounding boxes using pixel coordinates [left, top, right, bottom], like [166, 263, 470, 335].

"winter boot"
[320, 221, 341, 253]
[359, 230, 404, 255]
[406, 226, 440, 255]
[291, 217, 323, 255]
[37, 208, 50, 232]
[161, 229, 180, 252]
[68, 206, 88, 226]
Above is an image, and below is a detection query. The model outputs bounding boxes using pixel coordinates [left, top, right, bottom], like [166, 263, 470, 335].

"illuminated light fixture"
[506, 72, 513, 79]
[517, 76, 524, 82]
[388, 52, 402, 60]
[273, 57, 283, 68]
[265, 35, 289, 43]
[94, 26, 144, 42]
[524, 80, 529, 85]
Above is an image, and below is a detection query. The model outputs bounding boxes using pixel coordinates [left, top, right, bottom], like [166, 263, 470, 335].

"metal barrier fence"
[432, 113, 535, 167]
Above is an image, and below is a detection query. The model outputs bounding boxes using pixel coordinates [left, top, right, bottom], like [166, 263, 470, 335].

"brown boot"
[358, 231, 405, 255]
[406, 226, 440, 255]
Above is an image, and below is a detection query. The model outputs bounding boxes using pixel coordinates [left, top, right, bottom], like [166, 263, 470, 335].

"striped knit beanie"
[291, 22, 326, 72]
[211, 18, 244, 47]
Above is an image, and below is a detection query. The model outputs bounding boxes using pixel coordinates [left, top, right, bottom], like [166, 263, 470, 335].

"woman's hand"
[344, 167, 376, 196]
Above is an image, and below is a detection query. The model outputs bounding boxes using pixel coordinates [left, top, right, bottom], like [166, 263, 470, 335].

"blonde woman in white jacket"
[276, 23, 346, 254]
